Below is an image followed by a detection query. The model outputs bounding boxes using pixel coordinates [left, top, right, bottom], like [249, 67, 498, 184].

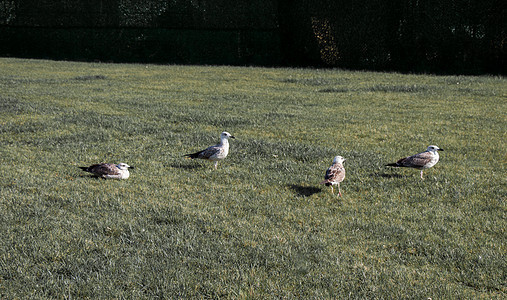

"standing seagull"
[386, 145, 444, 179]
[79, 163, 133, 179]
[320, 156, 346, 196]
[184, 131, 235, 169]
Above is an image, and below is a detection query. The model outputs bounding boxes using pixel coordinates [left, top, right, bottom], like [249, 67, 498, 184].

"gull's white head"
[426, 145, 443, 152]
[221, 131, 235, 140]
[117, 163, 133, 170]
[332, 156, 346, 164]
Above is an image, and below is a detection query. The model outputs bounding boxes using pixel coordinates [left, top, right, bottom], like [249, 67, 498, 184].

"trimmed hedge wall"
[0, 0, 504, 74]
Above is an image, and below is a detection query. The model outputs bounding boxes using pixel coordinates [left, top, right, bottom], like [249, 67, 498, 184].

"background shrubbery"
[0, 0, 504, 74]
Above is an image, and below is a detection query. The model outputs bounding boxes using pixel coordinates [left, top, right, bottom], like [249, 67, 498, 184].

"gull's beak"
[438, 148, 444, 151]
[129, 166, 135, 169]
[230, 135, 236, 139]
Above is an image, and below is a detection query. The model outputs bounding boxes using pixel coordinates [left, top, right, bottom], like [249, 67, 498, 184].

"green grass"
[0, 57, 505, 298]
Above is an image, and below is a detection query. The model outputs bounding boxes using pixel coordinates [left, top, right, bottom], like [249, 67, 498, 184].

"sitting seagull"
[320, 156, 346, 196]
[79, 163, 133, 179]
[386, 145, 443, 179]
[184, 131, 235, 169]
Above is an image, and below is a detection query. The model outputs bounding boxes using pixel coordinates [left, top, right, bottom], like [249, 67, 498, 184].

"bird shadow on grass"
[169, 162, 201, 170]
[77, 175, 104, 180]
[288, 184, 322, 197]
[373, 173, 404, 179]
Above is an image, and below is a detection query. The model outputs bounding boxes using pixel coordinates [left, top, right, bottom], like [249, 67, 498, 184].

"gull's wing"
[196, 145, 224, 159]
[396, 151, 434, 168]
[322, 163, 345, 184]
[186, 143, 224, 160]
[87, 163, 121, 176]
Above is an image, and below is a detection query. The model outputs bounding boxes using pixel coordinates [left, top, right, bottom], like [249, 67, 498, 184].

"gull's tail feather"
[385, 163, 400, 167]
[320, 180, 332, 186]
[184, 150, 203, 159]
[79, 166, 90, 172]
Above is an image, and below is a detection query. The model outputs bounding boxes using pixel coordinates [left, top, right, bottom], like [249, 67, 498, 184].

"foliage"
[0, 0, 504, 73]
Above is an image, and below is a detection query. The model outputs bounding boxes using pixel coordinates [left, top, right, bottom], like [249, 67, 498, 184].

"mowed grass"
[0, 57, 505, 298]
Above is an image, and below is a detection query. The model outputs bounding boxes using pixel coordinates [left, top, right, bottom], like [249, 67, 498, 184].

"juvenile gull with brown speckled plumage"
[184, 132, 235, 169]
[79, 163, 133, 179]
[320, 156, 346, 196]
[386, 145, 444, 179]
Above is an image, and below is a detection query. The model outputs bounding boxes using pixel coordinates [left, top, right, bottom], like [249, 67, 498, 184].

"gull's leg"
[214, 161, 218, 169]
[420, 170, 424, 180]
[337, 184, 342, 197]
[330, 185, 334, 194]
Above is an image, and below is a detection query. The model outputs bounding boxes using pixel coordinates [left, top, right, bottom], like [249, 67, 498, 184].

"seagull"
[79, 163, 133, 179]
[320, 156, 346, 196]
[386, 145, 444, 179]
[184, 131, 235, 169]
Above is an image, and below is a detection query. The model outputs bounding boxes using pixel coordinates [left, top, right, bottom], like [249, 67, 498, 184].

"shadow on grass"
[288, 184, 322, 197]
[169, 162, 202, 170]
[77, 175, 105, 180]
[373, 173, 404, 179]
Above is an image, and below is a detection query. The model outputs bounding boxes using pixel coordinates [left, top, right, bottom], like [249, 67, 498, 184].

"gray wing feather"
[89, 163, 120, 176]
[322, 163, 345, 184]
[398, 152, 432, 168]
[197, 145, 222, 159]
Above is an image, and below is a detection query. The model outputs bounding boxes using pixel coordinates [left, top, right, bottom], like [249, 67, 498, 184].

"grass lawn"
[0, 57, 505, 298]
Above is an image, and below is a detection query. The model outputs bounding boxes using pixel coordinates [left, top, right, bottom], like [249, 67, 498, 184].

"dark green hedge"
[0, 0, 504, 74]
